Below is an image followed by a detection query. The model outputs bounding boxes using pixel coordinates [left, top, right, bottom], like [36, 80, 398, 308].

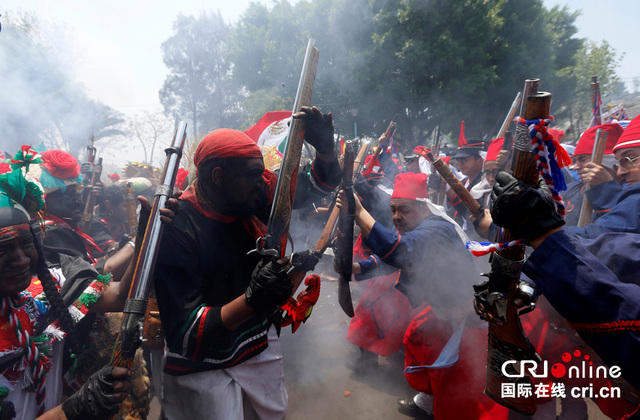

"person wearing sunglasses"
[446, 140, 489, 236]
[564, 115, 640, 239]
[562, 123, 625, 227]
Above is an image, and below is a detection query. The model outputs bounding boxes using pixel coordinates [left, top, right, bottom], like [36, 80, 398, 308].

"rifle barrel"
[111, 120, 187, 369]
[263, 39, 319, 256]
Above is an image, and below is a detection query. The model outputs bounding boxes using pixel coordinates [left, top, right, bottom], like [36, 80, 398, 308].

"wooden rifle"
[480, 81, 551, 415]
[429, 124, 447, 206]
[577, 129, 608, 227]
[110, 120, 187, 370]
[250, 40, 321, 332]
[361, 117, 397, 173]
[335, 140, 356, 317]
[591, 76, 603, 127]
[281, 140, 369, 329]
[124, 181, 138, 237]
[500, 131, 514, 172]
[495, 92, 522, 140]
[422, 150, 483, 218]
[80, 157, 102, 232]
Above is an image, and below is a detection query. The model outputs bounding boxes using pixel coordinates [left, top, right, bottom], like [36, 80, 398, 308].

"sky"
[1, 0, 270, 114]
[1, 0, 638, 113]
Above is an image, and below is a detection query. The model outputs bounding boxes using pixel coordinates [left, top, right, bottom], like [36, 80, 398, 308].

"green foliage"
[161, 0, 621, 152]
[561, 40, 623, 141]
[239, 88, 290, 130]
[160, 11, 243, 139]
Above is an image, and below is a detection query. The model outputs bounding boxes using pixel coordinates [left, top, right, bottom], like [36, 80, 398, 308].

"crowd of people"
[0, 103, 638, 420]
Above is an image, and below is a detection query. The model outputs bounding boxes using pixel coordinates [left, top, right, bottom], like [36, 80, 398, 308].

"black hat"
[453, 139, 489, 158]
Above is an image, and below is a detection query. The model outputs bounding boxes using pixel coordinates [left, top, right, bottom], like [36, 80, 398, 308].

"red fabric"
[391, 172, 428, 201]
[413, 146, 431, 160]
[361, 155, 382, 178]
[40, 150, 80, 179]
[180, 170, 278, 242]
[458, 121, 467, 147]
[346, 271, 419, 356]
[45, 215, 103, 263]
[548, 128, 565, 143]
[243, 111, 292, 142]
[403, 307, 509, 419]
[195, 129, 262, 168]
[521, 299, 640, 419]
[442, 156, 450, 165]
[574, 123, 624, 156]
[106, 173, 120, 182]
[485, 137, 505, 162]
[614, 114, 640, 152]
[175, 168, 189, 190]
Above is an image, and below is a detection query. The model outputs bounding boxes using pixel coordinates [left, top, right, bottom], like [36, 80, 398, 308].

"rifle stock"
[422, 151, 483, 218]
[124, 181, 138, 237]
[361, 119, 396, 173]
[258, 39, 319, 259]
[110, 121, 187, 370]
[591, 76, 602, 127]
[577, 130, 608, 227]
[80, 157, 102, 232]
[483, 88, 551, 415]
[496, 92, 522, 140]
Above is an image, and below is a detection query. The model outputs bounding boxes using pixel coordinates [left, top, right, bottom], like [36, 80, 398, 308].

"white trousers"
[161, 327, 287, 420]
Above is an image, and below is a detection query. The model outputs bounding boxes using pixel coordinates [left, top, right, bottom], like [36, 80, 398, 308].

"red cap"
[485, 138, 505, 162]
[613, 115, 640, 152]
[391, 172, 428, 201]
[195, 129, 262, 168]
[575, 123, 624, 156]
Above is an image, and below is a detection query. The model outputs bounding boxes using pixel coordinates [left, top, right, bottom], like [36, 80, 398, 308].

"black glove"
[490, 171, 565, 242]
[245, 259, 294, 313]
[291, 249, 323, 272]
[62, 366, 130, 420]
[297, 106, 335, 155]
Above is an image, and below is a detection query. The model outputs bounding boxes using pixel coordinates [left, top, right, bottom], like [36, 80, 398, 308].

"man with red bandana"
[154, 106, 340, 419]
[337, 172, 508, 419]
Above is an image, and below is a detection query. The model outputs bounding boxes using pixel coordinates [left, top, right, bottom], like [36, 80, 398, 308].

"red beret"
[613, 115, 640, 152]
[195, 129, 262, 168]
[575, 123, 624, 156]
[391, 172, 428, 201]
[485, 138, 505, 163]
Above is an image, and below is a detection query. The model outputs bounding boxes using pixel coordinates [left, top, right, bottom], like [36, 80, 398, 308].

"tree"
[563, 40, 623, 140]
[160, 11, 243, 139]
[0, 12, 124, 155]
[125, 110, 173, 167]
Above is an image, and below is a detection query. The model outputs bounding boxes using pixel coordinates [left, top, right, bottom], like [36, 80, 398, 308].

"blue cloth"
[356, 216, 479, 312]
[563, 180, 622, 227]
[523, 230, 640, 390]
[564, 183, 640, 238]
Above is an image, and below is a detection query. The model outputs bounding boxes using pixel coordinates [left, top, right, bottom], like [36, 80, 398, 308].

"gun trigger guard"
[248, 237, 280, 258]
